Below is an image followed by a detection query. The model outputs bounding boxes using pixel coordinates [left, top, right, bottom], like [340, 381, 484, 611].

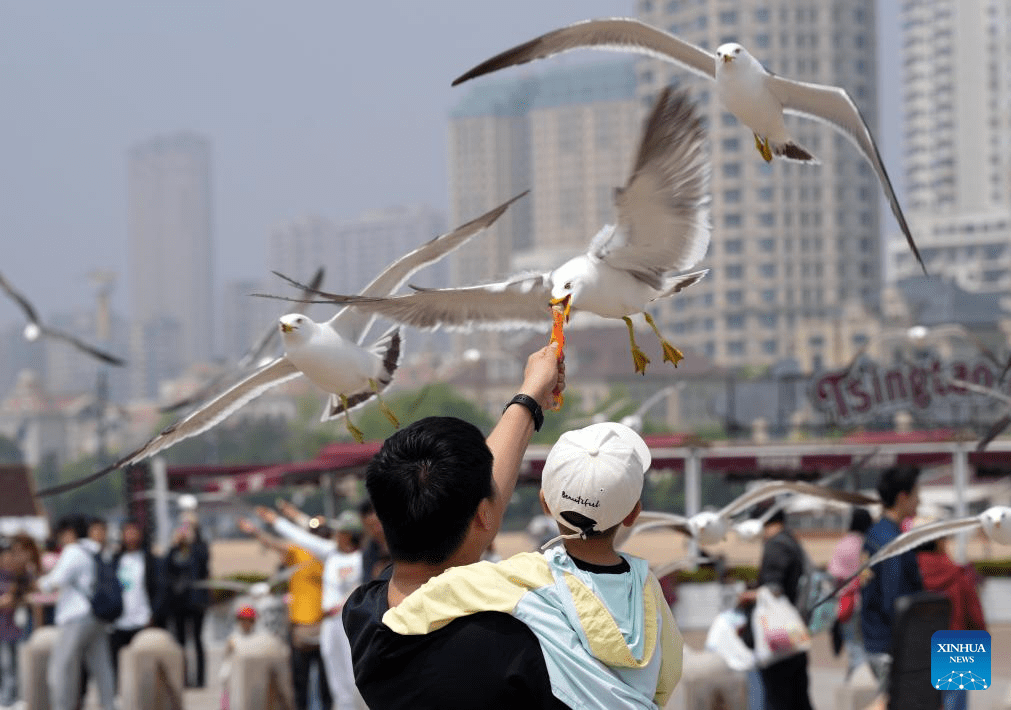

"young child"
[383, 422, 683, 709]
[220, 606, 258, 710]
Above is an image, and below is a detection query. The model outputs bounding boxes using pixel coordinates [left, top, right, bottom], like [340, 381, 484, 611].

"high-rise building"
[267, 216, 340, 295]
[127, 133, 213, 397]
[448, 60, 640, 376]
[889, 0, 1011, 291]
[638, 0, 882, 370]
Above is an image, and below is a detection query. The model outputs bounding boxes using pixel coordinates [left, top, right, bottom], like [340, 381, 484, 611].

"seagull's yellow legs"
[754, 132, 773, 162]
[623, 316, 651, 375]
[369, 378, 400, 428]
[339, 394, 365, 443]
[644, 312, 684, 367]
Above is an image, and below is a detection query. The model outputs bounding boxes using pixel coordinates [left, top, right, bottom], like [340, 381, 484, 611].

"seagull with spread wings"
[0, 271, 126, 366]
[36, 194, 523, 497]
[261, 87, 710, 376]
[160, 267, 327, 414]
[451, 17, 926, 275]
[814, 506, 1011, 610]
[614, 480, 876, 548]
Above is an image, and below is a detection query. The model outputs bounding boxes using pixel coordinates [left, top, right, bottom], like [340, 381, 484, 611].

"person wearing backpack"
[36, 515, 118, 710]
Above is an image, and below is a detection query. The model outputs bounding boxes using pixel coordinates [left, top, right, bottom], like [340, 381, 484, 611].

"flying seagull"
[35, 193, 524, 497]
[451, 17, 926, 275]
[614, 480, 876, 548]
[259, 87, 710, 376]
[160, 267, 327, 414]
[942, 377, 1011, 451]
[0, 271, 126, 366]
[815, 506, 1011, 610]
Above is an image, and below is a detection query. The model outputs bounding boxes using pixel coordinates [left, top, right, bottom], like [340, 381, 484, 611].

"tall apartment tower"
[127, 133, 213, 397]
[447, 61, 639, 370]
[637, 0, 882, 369]
[889, 0, 1011, 290]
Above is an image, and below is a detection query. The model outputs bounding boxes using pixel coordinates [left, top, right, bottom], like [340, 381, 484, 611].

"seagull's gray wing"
[452, 18, 715, 86]
[978, 414, 1011, 452]
[329, 192, 527, 344]
[592, 88, 711, 289]
[718, 480, 877, 520]
[267, 562, 311, 589]
[0, 272, 40, 323]
[37, 325, 127, 366]
[36, 358, 302, 497]
[615, 511, 691, 548]
[815, 516, 983, 610]
[262, 274, 553, 332]
[764, 75, 926, 275]
[947, 377, 1011, 407]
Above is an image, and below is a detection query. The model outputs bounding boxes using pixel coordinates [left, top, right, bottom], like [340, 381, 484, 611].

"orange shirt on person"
[285, 545, 325, 625]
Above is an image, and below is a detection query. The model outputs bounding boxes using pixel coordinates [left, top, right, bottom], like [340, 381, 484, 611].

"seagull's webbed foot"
[623, 316, 650, 375]
[754, 133, 773, 163]
[369, 378, 400, 429]
[339, 394, 365, 443]
[644, 313, 684, 367]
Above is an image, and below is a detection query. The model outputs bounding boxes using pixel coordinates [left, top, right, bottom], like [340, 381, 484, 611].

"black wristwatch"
[504, 394, 544, 432]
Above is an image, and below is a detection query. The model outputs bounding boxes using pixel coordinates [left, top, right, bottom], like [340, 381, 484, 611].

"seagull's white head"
[619, 414, 644, 433]
[715, 43, 749, 68]
[549, 258, 589, 320]
[689, 511, 728, 545]
[22, 323, 40, 342]
[980, 506, 1011, 546]
[278, 314, 315, 346]
[734, 518, 763, 541]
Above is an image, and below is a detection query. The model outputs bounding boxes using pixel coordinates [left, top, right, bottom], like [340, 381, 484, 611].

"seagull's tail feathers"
[320, 326, 403, 422]
[652, 269, 709, 300]
[772, 140, 819, 164]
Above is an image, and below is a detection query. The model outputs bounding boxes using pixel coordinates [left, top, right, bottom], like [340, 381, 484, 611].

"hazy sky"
[1, 1, 902, 327]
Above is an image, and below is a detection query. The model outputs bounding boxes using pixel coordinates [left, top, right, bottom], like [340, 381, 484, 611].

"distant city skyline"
[1, 1, 907, 331]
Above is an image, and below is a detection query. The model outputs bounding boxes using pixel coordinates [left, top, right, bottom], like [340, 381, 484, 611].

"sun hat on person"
[541, 422, 651, 543]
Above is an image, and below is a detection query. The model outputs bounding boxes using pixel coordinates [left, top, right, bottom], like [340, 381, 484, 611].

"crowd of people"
[10, 341, 994, 710]
[0, 511, 211, 710]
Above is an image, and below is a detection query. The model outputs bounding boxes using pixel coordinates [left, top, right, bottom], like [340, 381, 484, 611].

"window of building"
[718, 10, 738, 24]
[727, 289, 744, 304]
[726, 314, 745, 329]
[721, 113, 737, 127]
[702, 293, 714, 307]
[761, 288, 776, 303]
[809, 335, 824, 348]
[760, 263, 777, 278]
[728, 341, 746, 356]
[722, 137, 740, 152]
[725, 239, 743, 254]
[760, 313, 778, 328]
[704, 342, 715, 357]
[755, 8, 770, 22]
[759, 238, 775, 252]
[726, 264, 744, 279]
[704, 318, 715, 332]
[722, 163, 741, 178]
[755, 34, 770, 48]
[724, 213, 742, 227]
[762, 340, 777, 355]
[758, 213, 775, 227]
[724, 188, 742, 203]
[757, 186, 774, 201]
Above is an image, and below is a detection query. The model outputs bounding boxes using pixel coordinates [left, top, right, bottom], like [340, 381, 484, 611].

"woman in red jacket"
[916, 531, 986, 710]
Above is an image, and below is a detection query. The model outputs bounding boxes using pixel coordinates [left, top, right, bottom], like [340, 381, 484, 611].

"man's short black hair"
[365, 416, 494, 565]
[849, 507, 873, 534]
[55, 515, 88, 540]
[763, 507, 787, 527]
[876, 466, 920, 509]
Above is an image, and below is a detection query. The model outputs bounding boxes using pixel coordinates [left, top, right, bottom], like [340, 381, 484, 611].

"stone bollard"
[678, 646, 748, 709]
[230, 631, 295, 710]
[19, 625, 59, 710]
[119, 628, 185, 710]
[833, 662, 880, 710]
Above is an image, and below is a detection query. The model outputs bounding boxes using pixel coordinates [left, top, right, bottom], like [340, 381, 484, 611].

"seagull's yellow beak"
[549, 294, 572, 322]
[280, 322, 294, 334]
[722, 54, 733, 64]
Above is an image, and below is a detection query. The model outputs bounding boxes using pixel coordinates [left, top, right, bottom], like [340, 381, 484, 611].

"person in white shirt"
[36, 516, 116, 710]
[255, 504, 365, 710]
[109, 520, 165, 686]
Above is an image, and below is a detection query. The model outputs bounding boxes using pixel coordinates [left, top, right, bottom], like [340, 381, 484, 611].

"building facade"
[127, 133, 214, 397]
[638, 0, 883, 369]
[889, 0, 1011, 292]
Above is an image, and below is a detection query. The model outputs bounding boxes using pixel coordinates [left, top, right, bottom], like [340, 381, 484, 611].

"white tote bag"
[704, 608, 756, 671]
[751, 586, 811, 668]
